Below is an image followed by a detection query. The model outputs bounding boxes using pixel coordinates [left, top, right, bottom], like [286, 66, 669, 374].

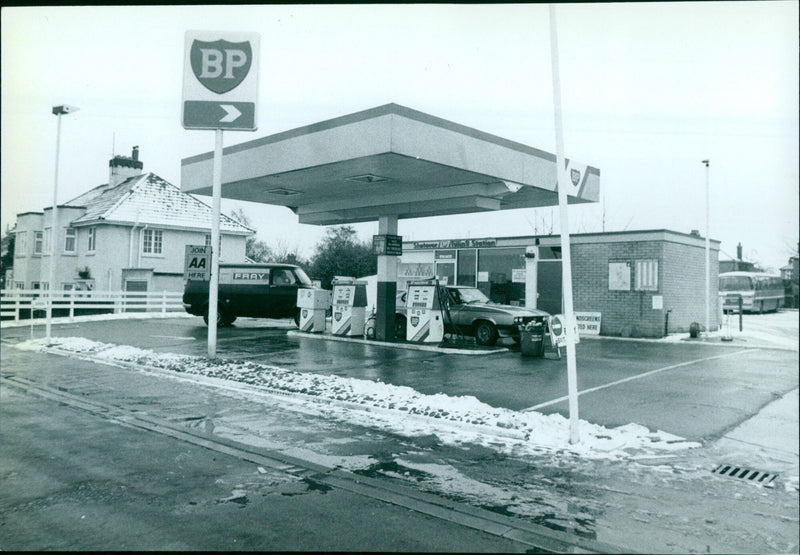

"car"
[183, 263, 314, 327]
[395, 285, 549, 346]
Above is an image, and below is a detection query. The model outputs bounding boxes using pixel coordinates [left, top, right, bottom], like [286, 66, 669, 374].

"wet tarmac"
[3, 316, 799, 552]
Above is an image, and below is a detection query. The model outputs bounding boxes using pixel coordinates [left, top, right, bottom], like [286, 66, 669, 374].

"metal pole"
[549, 4, 580, 444]
[208, 128, 223, 357]
[703, 160, 710, 335]
[45, 113, 63, 339]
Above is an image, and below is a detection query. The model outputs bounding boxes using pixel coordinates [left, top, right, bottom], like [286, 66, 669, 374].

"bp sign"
[182, 31, 259, 130]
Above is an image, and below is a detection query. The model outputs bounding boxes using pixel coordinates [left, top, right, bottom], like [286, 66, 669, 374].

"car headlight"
[513, 316, 524, 324]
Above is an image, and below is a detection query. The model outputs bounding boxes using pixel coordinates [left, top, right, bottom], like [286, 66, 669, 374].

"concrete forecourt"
[1, 312, 797, 552]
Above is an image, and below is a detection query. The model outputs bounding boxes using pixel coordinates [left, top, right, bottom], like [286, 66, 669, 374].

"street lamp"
[45, 104, 79, 338]
[702, 159, 710, 337]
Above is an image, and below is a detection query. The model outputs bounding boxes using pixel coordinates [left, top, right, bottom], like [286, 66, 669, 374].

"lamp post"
[702, 159, 710, 336]
[46, 104, 79, 338]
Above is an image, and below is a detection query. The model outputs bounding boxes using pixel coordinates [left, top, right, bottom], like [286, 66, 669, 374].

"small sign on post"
[373, 234, 403, 256]
[184, 245, 211, 280]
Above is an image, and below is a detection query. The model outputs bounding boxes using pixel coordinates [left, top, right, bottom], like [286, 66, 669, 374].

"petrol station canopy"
[180, 103, 600, 225]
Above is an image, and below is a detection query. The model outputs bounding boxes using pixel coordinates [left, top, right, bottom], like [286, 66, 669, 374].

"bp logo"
[190, 39, 252, 94]
[410, 316, 419, 327]
[334, 311, 342, 322]
[570, 168, 581, 187]
[301, 309, 308, 319]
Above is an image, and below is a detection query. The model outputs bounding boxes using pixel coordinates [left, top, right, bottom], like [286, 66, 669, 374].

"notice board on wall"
[608, 261, 631, 291]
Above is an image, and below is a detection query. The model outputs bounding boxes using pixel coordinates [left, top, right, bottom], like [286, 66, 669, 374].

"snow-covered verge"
[15, 336, 701, 461]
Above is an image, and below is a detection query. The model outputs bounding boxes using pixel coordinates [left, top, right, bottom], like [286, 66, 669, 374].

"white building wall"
[13, 213, 44, 288]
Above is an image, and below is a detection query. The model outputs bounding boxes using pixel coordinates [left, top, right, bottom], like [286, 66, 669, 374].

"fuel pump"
[296, 287, 331, 333]
[331, 279, 368, 336]
[405, 281, 445, 343]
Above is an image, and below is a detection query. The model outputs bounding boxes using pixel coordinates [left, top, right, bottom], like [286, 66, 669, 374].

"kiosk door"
[435, 262, 455, 286]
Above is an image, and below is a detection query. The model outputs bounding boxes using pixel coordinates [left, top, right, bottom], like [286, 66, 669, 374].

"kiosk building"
[399, 229, 720, 338]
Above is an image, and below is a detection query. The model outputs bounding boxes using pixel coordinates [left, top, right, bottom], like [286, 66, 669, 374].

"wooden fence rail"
[1, 289, 185, 322]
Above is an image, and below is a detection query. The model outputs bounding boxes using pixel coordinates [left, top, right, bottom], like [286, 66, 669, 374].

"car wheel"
[474, 321, 498, 346]
[203, 305, 228, 327]
[395, 314, 407, 339]
[222, 315, 236, 327]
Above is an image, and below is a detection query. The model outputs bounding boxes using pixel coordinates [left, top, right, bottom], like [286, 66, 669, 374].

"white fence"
[1, 289, 185, 322]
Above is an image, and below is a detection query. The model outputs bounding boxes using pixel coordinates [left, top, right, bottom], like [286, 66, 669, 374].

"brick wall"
[571, 238, 719, 338]
[661, 240, 720, 333]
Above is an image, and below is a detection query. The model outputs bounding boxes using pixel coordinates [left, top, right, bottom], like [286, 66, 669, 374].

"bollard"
[738, 296, 743, 331]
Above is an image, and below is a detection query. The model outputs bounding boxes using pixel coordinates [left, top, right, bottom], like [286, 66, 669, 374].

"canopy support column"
[376, 215, 398, 341]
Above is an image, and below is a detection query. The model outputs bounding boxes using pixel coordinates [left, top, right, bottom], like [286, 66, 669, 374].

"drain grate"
[712, 464, 777, 486]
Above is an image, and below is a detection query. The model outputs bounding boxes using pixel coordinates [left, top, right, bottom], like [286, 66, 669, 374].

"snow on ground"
[659, 309, 799, 350]
[16, 336, 700, 461]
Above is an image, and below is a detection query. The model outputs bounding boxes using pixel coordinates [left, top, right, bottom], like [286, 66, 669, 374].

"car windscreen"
[293, 268, 313, 286]
[456, 288, 491, 303]
[719, 276, 754, 291]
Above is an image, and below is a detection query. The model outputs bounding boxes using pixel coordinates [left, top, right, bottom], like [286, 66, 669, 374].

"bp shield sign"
[182, 31, 259, 131]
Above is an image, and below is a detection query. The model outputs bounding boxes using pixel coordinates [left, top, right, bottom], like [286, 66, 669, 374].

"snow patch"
[16, 336, 702, 461]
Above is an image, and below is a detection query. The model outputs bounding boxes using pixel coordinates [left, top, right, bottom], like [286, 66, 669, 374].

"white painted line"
[152, 335, 196, 340]
[523, 348, 756, 412]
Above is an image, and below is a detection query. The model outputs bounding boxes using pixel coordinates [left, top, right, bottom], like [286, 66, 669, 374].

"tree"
[271, 238, 307, 267]
[308, 226, 376, 289]
[229, 207, 273, 262]
[0, 225, 15, 289]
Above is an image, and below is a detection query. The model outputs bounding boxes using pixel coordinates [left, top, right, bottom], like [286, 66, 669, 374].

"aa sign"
[184, 245, 210, 280]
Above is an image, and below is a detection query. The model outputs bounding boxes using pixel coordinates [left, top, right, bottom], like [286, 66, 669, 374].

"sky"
[2, 3, 798, 271]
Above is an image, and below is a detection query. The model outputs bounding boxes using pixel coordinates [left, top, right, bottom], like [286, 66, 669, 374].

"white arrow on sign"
[220, 104, 241, 123]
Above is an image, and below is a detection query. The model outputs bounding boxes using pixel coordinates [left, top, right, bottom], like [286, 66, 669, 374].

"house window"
[44, 228, 52, 254]
[33, 231, 43, 255]
[15, 231, 26, 257]
[205, 234, 211, 247]
[87, 227, 96, 251]
[62, 283, 74, 291]
[142, 229, 163, 254]
[64, 228, 76, 253]
[15, 282, 25, 290]
[635, 259, 659, 291]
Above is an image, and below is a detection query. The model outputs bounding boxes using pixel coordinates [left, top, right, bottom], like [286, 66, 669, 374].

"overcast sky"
[2, 3, 797, 270]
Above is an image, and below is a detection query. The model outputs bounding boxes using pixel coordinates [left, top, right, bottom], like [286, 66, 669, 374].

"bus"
[719, 271, 784, 313]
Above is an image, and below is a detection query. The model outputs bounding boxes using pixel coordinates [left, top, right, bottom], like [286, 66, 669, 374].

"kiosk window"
[457, 249, 476, 286]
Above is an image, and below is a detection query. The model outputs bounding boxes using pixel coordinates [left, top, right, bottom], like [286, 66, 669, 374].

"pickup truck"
[183, 263, 314, 326]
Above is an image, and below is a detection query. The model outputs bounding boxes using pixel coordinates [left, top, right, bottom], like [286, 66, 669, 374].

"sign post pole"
[208, 128, 223, 357]
[549, 5, 580, 444]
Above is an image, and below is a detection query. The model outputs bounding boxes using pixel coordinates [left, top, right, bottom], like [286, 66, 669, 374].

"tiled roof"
[65, 183, 110, 207]
[69, 173, 253, 234]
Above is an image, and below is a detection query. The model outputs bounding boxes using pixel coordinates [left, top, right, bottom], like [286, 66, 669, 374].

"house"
[11, 147, 253, 293]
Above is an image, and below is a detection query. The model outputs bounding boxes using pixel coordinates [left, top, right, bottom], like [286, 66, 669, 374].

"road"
[1, 316, 798, 552]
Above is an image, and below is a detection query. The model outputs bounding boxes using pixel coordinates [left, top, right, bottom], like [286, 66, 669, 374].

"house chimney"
[108, 146, 144, 188]
[736, 242, 742, 260]
[690, 229, 700, 237]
